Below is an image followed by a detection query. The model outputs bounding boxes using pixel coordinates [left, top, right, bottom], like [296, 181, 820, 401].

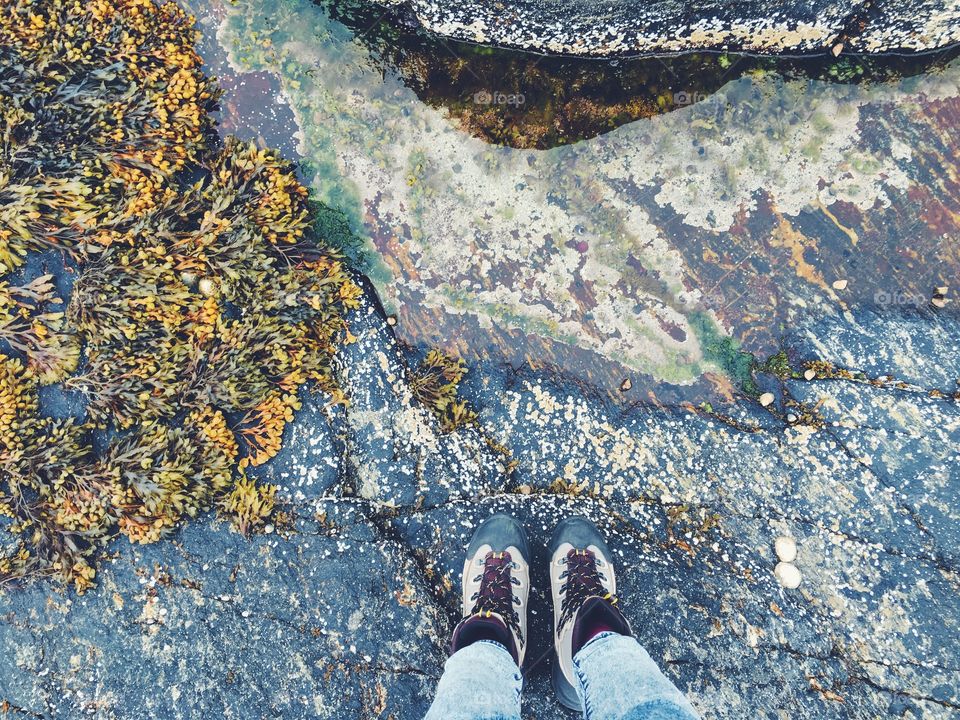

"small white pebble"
[832, 279, 848, 290]
[775, 536, 797, 563]
[803, 368, 816, 381]
[759, 392, 775, 407]
[774, 562, 802, 589]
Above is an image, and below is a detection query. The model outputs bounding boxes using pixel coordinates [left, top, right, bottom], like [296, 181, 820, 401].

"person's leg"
[424, 513, 531, 720]
[548, 516, 700, 720]
[424, 640, 522, 720]
[572, 631, 698, 720]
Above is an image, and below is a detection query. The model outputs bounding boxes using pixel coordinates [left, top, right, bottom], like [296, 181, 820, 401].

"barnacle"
[409, 349, 478, 432]
[0, 0, 362, 592]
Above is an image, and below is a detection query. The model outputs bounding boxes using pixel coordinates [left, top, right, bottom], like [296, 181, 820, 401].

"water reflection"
[189, 0, 960, 403]
[324, 0, 960, 149]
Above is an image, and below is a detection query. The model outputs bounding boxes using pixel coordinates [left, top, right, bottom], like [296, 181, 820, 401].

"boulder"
[360, 0, 960, 55]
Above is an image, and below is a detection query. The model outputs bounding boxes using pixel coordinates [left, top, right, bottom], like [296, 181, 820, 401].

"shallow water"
[187, 0, 960, 403]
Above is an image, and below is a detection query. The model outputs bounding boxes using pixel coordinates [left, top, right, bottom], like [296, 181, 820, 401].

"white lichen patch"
[370, 0, 960, 56]
[392, 3, 848, 55]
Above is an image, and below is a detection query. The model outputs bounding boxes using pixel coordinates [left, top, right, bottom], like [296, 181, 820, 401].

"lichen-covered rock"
[358, 0, 960, 56]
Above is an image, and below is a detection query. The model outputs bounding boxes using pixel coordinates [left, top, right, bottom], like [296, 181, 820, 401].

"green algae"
[688, 312, 758, 394]
[760, 350, 794, 380]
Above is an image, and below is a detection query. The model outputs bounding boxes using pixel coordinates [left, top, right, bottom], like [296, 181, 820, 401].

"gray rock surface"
[359, 0, 960, 56]
[2, 285, 958, 718]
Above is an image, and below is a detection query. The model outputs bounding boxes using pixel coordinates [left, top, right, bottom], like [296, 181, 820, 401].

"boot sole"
[552, 656, 584, 711]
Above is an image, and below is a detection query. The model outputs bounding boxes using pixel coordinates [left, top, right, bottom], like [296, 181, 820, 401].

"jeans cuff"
[573, 630, 620, 663]
[474, 639, 517, 665]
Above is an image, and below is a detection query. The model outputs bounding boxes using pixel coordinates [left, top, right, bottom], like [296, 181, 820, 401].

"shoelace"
[469, 551, 524, 645]
[557, 548, 618, 630]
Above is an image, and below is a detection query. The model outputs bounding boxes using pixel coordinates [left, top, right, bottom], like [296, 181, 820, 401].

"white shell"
[775, 536, 797, 563]
[775, 562, 802, 589]
[198, 278, 216, 296]
[804, 368, 816, 381]
[759, 392, 775, 407]
[832, 279, 848, 290]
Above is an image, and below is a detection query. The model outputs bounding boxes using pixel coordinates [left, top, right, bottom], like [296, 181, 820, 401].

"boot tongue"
[571, 595, 631, 657]
[451, 613, 519, 664]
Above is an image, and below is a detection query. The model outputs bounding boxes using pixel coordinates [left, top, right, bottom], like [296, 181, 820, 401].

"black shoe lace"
[469, 551, 524, 644]
[557, 548, 617, 630]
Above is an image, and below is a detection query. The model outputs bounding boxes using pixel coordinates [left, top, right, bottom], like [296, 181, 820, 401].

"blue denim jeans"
[424, 633, 699, 720]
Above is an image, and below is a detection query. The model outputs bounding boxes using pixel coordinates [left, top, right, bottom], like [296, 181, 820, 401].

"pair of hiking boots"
[450, 513, 632, 710]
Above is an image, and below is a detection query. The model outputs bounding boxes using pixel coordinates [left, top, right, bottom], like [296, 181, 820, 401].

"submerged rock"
[207, 0, 960, 404]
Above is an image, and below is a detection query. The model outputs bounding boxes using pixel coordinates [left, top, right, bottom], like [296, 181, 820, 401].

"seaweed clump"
[0, 0, 361, 591]
[409, 349, 477, 432]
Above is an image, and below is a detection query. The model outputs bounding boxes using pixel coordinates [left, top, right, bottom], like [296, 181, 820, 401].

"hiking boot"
[549, 516, 632, 710]
[450, 513, 531, 666]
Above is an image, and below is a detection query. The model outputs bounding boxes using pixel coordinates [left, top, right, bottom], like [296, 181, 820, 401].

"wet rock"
[328, 283, 510, 509]
[4, 5, 960, 713]
[788, 309, 960, 392]
[0, 506, 445, 718]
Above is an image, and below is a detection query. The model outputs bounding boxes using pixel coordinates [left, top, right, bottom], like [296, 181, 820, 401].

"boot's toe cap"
[467, 513, 530, 561]
[549, 515, 610, 558]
